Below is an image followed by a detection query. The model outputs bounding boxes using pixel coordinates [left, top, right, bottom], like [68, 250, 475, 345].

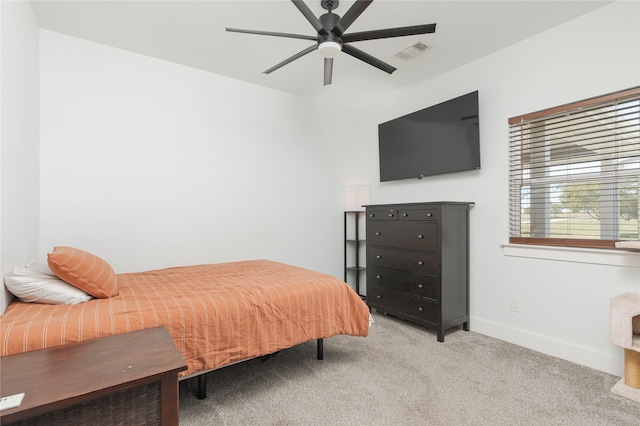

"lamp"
[344, 185, 370, 212]
[318, 41, 342, 58]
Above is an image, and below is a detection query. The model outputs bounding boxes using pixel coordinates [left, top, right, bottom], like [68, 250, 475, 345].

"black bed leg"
[197, 374, 207, 400]
[317, 338, 323, 360]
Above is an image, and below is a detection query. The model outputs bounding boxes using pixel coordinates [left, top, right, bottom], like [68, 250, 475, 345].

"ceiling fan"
[226, 0, 436, 86]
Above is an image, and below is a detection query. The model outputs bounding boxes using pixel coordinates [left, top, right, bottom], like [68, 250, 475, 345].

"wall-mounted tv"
[378, 91, 480, 182]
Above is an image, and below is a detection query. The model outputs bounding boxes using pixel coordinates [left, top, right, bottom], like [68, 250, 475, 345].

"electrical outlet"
[510, 297, 521, 313]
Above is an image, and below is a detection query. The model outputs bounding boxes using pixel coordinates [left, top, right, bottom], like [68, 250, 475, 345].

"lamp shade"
[344, 185, 370, 211]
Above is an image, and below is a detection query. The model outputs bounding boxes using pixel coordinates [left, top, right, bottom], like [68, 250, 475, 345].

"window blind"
[508, 87, 640, 248]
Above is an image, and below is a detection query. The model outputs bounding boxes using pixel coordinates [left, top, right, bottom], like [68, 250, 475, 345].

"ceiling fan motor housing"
[318, 9, 342, 58]
[319, 11, 340, 31]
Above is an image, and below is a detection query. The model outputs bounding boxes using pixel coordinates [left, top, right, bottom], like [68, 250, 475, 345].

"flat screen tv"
[378, 91, 480, 182]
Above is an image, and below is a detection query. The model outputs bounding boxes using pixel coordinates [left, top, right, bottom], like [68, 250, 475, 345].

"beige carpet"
[178, 312, 640, 425]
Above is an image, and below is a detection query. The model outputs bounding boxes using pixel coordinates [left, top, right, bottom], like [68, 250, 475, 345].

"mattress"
[0, 260, 370, 376]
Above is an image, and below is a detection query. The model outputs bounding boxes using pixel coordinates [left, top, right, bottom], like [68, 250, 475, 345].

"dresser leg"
[437, 330, 444, 342]
[463, 321, 469, 331]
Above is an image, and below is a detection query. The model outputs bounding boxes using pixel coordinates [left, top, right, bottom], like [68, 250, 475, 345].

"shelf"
[344, 211, 365, 297]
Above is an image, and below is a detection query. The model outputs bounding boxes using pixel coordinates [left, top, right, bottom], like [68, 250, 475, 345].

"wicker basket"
[7, 382, 161, 426]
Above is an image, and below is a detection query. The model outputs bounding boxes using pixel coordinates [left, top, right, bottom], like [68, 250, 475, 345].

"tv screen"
[378, 91, 480, 182]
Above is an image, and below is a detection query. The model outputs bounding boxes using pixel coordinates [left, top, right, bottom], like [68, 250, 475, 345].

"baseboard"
[470, 317, 624, 377]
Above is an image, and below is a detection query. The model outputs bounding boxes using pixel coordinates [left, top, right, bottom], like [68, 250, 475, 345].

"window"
[509, 87, 640, 249]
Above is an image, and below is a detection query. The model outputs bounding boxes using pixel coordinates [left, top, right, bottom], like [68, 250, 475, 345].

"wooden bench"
[0, 327, 187, 425]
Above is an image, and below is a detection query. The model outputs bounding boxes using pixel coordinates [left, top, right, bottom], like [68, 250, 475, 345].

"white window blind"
[509, 87, 640, 248]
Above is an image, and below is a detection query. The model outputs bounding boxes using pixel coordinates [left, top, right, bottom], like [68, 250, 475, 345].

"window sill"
[502, 243, 640, 268]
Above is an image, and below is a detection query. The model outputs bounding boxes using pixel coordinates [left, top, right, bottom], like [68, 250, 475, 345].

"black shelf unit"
[344, 211, 366, 298]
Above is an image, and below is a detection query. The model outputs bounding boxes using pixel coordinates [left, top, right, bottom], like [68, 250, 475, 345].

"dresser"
[365, 202, 473, 342]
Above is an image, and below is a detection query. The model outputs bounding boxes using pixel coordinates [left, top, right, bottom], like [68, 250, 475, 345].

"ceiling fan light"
[318, 41, 342, 58]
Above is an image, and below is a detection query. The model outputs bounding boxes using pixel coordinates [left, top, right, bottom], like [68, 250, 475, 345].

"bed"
[1, 248, 370, 399]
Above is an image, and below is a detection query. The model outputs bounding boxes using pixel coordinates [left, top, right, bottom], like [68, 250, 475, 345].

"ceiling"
[30, 0, 612, 106]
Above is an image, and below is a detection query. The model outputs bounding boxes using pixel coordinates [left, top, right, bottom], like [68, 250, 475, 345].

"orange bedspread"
[1, 260, 369, 376]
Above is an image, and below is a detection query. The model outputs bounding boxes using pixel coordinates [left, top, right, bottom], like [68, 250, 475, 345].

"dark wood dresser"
[365, 202, 473, 341]
[0, 326, 187, 426]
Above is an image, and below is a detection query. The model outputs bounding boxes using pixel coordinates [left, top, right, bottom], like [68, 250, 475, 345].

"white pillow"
[4, 264, 93, 305]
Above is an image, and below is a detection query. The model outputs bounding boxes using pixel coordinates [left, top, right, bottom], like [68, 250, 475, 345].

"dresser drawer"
[367, 247, 438, 276]
[368, 286, 437, 324]
[366, 208, 397, 221]
[367, 221, 438, 252]
[397, 208, 439, 221]
[368, 266, 437, 299]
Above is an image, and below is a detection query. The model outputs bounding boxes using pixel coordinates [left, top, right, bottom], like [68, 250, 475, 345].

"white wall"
[330, 0, 640, 375]
[0, 0, 40, 311]
[39, 30, 350, 277]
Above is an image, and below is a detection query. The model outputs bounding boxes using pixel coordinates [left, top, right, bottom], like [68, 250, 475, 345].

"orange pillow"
[47, 246, 118, 298]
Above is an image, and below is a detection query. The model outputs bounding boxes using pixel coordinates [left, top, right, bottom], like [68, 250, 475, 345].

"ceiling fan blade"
[342, 23, 437, 43]
[324, 58, 333, 86]
[291, 0, 328, 35]
[264, 45, 317, 74]
[226, 27, 317, 41]
[342, 44, 396, 74]
[333, 0, 373, 36]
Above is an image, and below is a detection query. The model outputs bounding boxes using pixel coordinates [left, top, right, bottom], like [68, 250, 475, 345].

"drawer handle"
[377, 295, 381, 299]
[376, 275, 382, 279]
[402, 213, 408, 217]
[388, 213, 393, 217]
[418, 307, 423, 312]
[417, 261, 423, 265]
[369, 213, 375, 218]
[417, 234, 423, 239]
[376, 232, 381, 236]
[376, 255, 382, 259]
[417, 284, 423, 289]
[427, 213, 433, 217]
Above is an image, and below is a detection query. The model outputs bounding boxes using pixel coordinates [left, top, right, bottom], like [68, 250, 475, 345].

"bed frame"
[187, 338, 324, 399]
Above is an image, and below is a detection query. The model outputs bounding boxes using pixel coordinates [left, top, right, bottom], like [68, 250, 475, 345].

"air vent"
[395, 41, 429, 60]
